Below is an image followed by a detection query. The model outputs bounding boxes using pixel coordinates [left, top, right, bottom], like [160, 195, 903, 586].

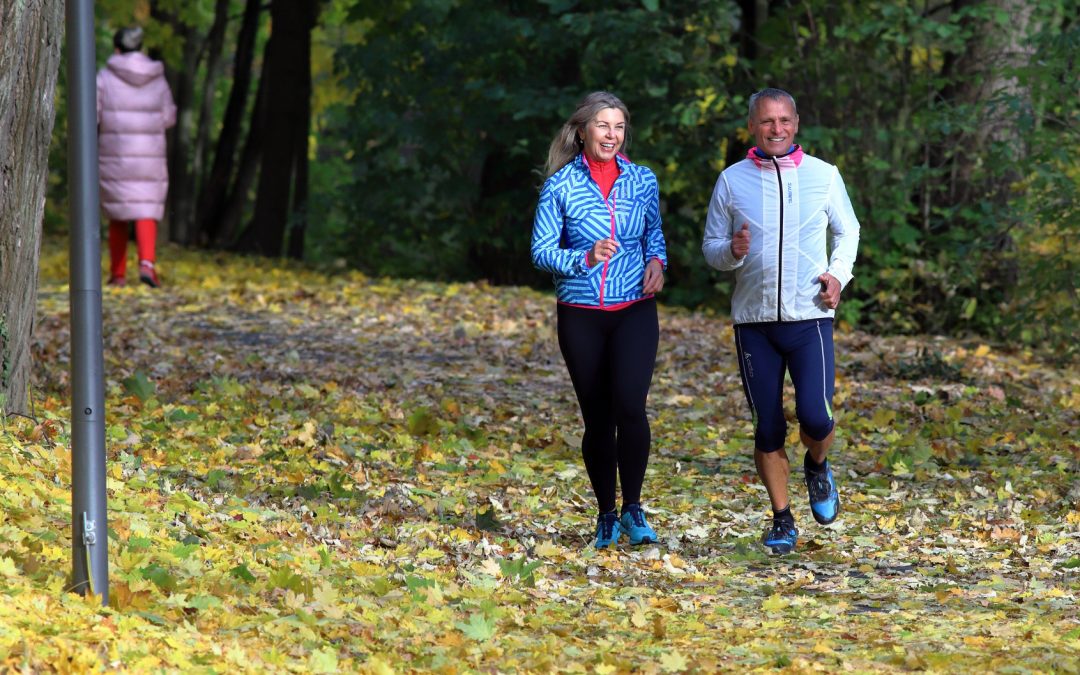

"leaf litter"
[0, 242, 1076, 672]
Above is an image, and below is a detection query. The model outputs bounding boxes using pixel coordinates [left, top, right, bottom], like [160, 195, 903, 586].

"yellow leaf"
[0, 557, 18, 576]
[974, 344, 991, 357]
[871, 408, 897, 429]
[306, 647, 339, 674]
[761, 594, 788, 612]
[417, 547, 444, 561]
[659, 650, 688, 672]
[630, 602, 648, 628]
[595, 664, 616, 675]
[367, 655, 396, 675]
[534, 541, 561, 558]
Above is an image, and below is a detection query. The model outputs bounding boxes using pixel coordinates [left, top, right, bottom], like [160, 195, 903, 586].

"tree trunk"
[240, 0, 317, 257]
[943, 0, 1034, 205]
[198, 0, 263, 247]
[286, 12, 314, 261]
[933, 0, 1035, 300]
[150, 2, 202, 245]
[218, 59, 269, 248]
[0, 0, 63, 415]
[191, 0, 231, 241]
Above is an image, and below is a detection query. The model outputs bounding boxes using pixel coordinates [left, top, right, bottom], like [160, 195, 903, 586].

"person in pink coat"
[97, 26, 176, 287]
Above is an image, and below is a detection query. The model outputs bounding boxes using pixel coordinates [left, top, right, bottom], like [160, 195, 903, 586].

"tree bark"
[943, 0, 1034, 204]
[286, 10, 315, 261]
[198, 0, 263, 247]
[218, 56, 269, 248]
[240, 0, 317, 257]
[0, 0, 63, 415]
[191, 0, 232, 242]
[150, 2, 202, 245]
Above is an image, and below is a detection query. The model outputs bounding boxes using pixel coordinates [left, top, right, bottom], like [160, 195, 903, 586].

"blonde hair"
[544, 91, 631, 178]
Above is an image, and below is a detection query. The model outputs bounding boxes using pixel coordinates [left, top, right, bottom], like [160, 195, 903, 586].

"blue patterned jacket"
[531, 153, 668, 308]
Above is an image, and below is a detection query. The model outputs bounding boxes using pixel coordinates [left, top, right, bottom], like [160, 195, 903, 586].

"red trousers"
[108, 219, 157, 280]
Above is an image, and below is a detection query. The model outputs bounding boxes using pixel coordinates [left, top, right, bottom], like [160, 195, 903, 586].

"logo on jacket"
[787, 182, 793, 204]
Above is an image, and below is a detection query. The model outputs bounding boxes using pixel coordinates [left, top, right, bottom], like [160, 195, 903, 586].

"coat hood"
[106, 52, 164, 87]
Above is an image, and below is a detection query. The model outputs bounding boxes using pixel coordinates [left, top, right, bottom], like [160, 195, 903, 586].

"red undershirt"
[588, 156, 619, 200]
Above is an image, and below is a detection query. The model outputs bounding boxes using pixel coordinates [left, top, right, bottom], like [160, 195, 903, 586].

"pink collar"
[747, 145, 804, 169]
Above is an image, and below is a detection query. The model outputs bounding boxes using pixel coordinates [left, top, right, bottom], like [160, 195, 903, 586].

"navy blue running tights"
[557, 298, 658, 513]
[734, 318, 835, 452]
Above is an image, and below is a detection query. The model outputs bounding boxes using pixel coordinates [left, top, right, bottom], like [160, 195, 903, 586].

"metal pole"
[66, 0, 109, 603]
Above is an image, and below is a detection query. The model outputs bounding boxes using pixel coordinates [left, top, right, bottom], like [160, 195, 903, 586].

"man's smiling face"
[749, 97, 799, 157]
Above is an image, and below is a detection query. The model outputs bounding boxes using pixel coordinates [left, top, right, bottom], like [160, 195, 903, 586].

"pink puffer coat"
[96, 52, 176, 221]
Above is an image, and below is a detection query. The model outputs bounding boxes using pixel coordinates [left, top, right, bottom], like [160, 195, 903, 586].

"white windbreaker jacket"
[703, 146, 860, 325]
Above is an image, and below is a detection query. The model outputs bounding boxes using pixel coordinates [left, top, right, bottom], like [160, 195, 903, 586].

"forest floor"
[1, 240, 1077, 672]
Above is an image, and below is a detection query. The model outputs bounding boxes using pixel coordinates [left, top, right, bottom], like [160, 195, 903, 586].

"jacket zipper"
[599, 188, 616, 307]
[771, 158, 783, 322]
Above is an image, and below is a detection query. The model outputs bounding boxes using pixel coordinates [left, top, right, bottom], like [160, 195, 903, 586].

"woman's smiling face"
[580, 107, 625, 163]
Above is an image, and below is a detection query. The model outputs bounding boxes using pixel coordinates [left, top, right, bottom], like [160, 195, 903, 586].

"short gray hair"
[748, 88, 797, 119]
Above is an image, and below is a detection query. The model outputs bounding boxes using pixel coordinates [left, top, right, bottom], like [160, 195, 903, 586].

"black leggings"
[557, 298, 658, 513]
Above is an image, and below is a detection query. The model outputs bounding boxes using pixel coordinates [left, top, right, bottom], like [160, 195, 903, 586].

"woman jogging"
[531, 91, 668, 548]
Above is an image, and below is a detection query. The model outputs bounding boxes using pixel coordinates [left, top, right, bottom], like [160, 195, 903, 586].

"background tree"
[333, 0, 742, 299]
[38, 0, 1080, 359]
[0, 0, 64, 415]
[233, 0, 322, 257]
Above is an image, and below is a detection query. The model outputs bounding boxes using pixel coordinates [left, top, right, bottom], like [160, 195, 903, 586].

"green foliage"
[121, 370, 156, 403]
[998, 14, 1080, 359]
[744, 0, 1078, 351]
[334, 0, 740, 292]
[72, 0, 1079, 356]
[498, 555, 542, 586]
[326, 0, 1077, 356]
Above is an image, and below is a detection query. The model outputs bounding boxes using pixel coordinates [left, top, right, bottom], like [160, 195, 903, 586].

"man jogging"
[702, 88, 860, 554]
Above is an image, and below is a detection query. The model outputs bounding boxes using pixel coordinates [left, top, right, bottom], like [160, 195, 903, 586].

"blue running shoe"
[594, 512, 622, 549]
[805, 460, 840, 525]
[619, 504, 657, 545]
[762, 521, 798, 554]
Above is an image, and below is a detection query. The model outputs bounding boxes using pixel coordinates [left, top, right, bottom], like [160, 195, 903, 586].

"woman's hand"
[587, 238, 618, 267]
[642, 258, 665, 294]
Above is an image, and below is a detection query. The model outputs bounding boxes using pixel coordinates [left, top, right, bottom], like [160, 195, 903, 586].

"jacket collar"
[747, 144, 804, 169]
[576, 151, 632, 173]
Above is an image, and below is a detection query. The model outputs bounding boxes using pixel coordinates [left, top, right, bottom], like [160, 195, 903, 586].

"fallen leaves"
[0, 241, 1074, 671]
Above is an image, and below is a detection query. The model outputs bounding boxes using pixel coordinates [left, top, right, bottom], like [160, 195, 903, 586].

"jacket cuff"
[828, 267, 853, 289]
[722, 246, 746, 269]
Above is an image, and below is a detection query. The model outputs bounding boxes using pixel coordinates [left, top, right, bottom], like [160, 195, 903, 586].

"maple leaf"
[306, 647, 339, 674]
[476, 507, 502, 532]
[456, 613, 496, 641]
[122, 370, 156, 403]
[659, 650, 688, 672]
